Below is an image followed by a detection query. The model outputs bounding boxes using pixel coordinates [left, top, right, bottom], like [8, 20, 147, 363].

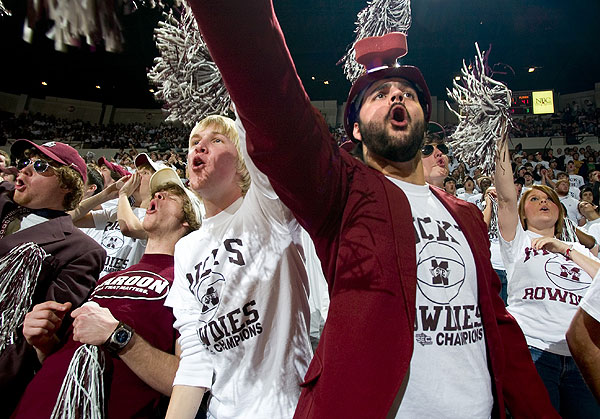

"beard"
[358, 107, 426, 163]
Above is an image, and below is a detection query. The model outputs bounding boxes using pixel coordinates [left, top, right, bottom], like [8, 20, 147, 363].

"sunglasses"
[422, 143, 449, 157]
[17, 158, 54, 174]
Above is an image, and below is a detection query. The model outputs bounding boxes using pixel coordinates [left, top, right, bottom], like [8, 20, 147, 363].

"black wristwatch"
[103, 321, 134, 356]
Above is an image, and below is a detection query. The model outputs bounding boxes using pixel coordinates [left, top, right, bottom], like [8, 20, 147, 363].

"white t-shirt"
[467, 193, 484, 210]
[481, 197, 505, 271]
[301, 228, 329, 347]
[80, 200, 119, 246]
[580, 270, 600, 322]
[587, 223, 600, 246]
[166, 119, 312, 419]
[560, 195, 584, 224]
[92, 206, 146, 277]
[457, 191, 477, 202]
[386, 178, 493, 419]
[582, 218, 600, 234]
[568, 186, 581, 200]
[569, 174, 585, 190]
[500, 223, 595, 355]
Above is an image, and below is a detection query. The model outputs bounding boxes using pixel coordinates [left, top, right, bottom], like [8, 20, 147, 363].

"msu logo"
[430, 260, 450, 285]
[102, 235, 124, 250]
[545, 255, 590, 291]
[200, 286, 220, 314]
[559, 266, 581, 281]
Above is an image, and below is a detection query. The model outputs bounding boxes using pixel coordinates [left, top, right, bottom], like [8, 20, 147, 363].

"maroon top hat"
[343, 32, 432, 141]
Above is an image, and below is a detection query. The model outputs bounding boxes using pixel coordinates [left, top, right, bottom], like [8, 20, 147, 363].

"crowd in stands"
[2, 98, 598, 158]
[0, 24, 599, 416]
[511, 101, 599, 138]
[0, 112, 190, 150]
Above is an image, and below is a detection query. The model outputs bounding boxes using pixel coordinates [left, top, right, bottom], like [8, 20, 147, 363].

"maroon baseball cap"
[98, 157, 131, 178]
[343, 33, 432, 142]
[11, 139, 87, 182]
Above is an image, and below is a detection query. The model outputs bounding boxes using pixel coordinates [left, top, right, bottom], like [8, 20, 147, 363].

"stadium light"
[95, 85, 101, 89]
[41, 81, 48, 86]
[324, 80, 329, 85]
[528, 67, 536, 73]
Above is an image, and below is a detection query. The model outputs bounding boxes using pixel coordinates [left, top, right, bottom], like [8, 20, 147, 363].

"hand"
[530, 236, 570, 255]
[23, 301, 72, 354]
[104, 175, 131, 200]
[71, 302, 119, 346]
[118, 172, 141, 198]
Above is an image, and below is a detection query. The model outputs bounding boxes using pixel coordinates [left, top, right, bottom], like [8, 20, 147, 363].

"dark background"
[0, 0, 598, 108]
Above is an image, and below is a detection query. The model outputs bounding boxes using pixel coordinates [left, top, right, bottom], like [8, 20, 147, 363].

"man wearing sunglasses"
[186, 0, 557, 417]
[0, 139, 105, 415]
[421, 129, 450, 188]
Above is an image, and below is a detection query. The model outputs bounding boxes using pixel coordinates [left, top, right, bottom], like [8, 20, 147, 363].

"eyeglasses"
[422, 143, 449, 157]
[17, 158, 53, 174]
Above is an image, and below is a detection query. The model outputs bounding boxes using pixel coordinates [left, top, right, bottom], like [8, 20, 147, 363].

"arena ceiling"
[0, 0, 598, 110]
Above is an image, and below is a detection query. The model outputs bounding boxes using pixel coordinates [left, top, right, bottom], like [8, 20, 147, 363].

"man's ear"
[352, 122, 362, 142]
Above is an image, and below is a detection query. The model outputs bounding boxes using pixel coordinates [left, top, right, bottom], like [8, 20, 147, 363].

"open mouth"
[147, 199, 158, 214]
[192, 155, 205, 169]
[14, 178, 25, 191]
[390, 105, 407, 127]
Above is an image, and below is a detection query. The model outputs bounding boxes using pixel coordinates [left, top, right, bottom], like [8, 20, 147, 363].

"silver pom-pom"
[147, 1, 231, 125]
[560, 217, 578, 242]
[22, 1, 176, 52]
[23, 0, 124, 52]
[339, 0, 412, 83]
[0, 1, 11, 16]
[446, 43, 512, 175]
[0, 242, 46, 353]
[51, 344, 106, 419]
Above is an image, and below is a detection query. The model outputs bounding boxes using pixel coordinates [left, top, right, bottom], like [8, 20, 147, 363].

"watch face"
[115, 329, 130, 344]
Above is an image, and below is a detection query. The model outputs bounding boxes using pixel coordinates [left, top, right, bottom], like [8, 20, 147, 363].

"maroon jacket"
[0, 183, 105, 417]
[187, 0, 558, 417]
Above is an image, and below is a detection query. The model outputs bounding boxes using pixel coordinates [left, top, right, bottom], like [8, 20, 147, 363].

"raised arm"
[494, 140, 519, 242]
[117, 173, 147, 239]
[69, 176, 127, 226]
[186, 0, 348, 234]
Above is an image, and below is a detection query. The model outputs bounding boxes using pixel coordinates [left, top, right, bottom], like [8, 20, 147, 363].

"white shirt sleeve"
[498, 221, 526, 274]
[91, 206, 114, 230]
[166, 241, 214, 388]
[580, 271, 600, 322]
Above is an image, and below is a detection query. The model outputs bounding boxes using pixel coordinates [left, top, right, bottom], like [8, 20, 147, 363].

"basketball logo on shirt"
[417, 241, 466, 305]
[545, 255, 592, 292]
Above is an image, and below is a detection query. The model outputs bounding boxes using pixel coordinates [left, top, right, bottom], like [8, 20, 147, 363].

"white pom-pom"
[51, 344, 106, 419]
[339, 0, 412, 83]
[0, 243, 46, 353]
[446, 43, 512, 175]
[148, 1, 231, 125]
[0, 1, 11, 16]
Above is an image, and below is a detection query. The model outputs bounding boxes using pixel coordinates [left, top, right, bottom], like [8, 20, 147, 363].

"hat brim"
[11, 139, 68, 167]
[150, 168, 203, 226]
